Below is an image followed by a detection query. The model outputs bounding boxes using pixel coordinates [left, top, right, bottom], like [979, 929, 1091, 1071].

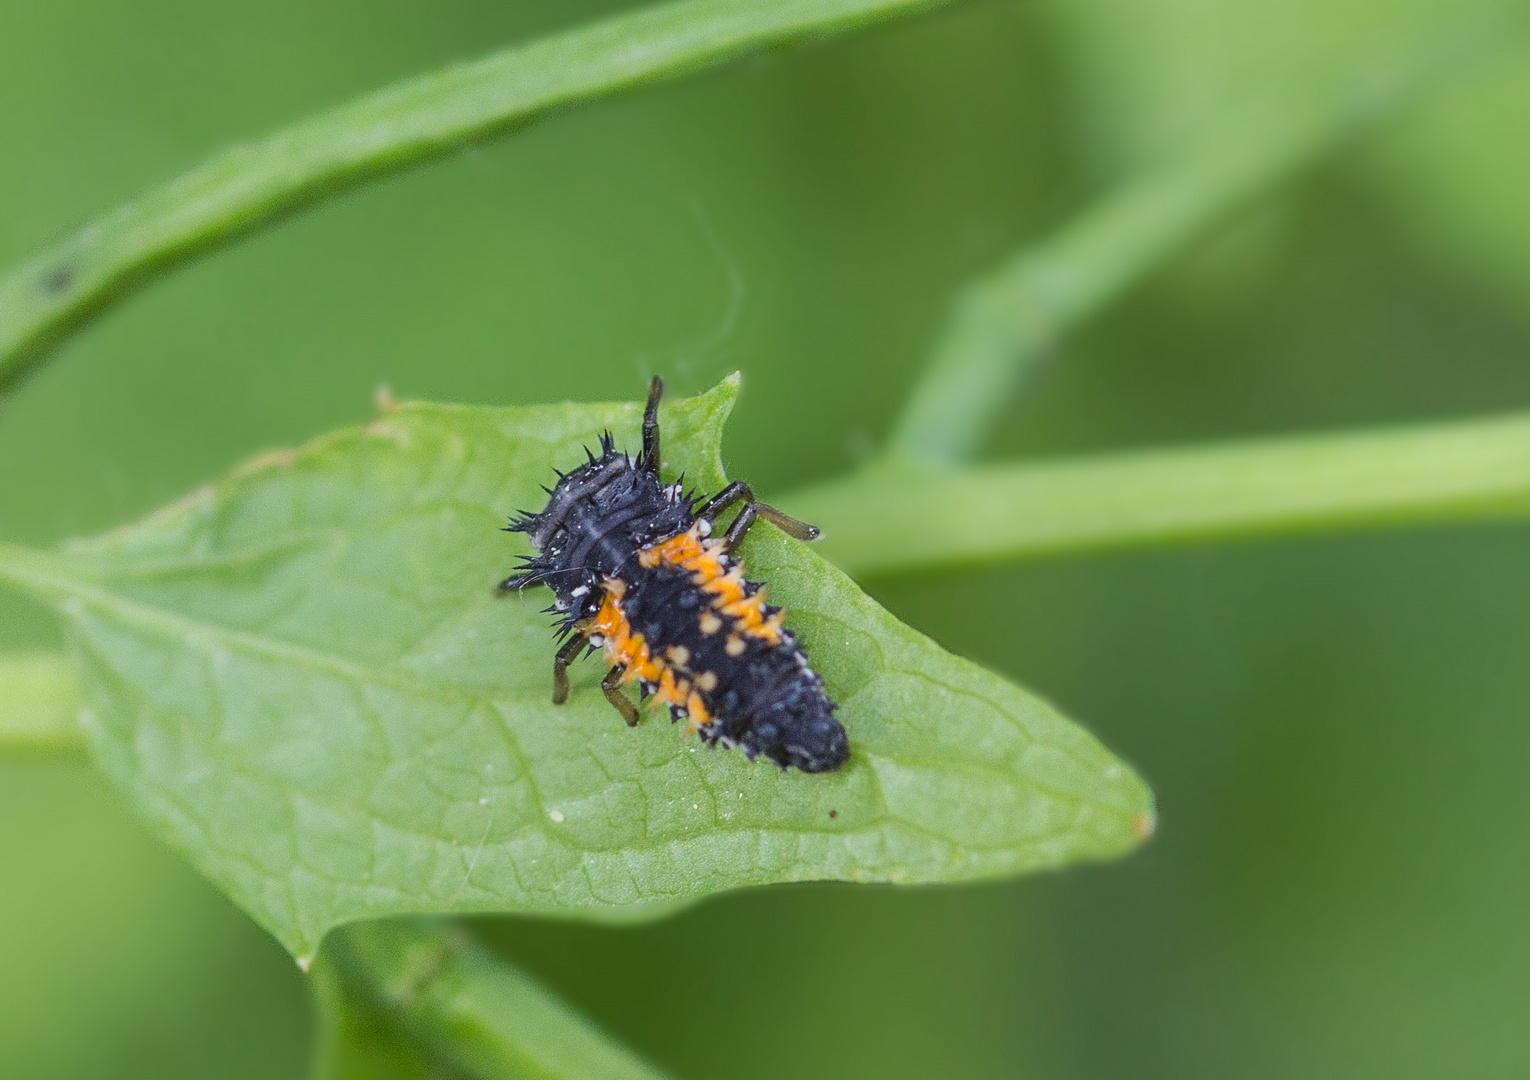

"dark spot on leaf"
[829, 809, 838, 819]
[40, 266, 73, 295]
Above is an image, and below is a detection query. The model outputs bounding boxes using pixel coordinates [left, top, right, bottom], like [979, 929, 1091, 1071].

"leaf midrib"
[10, 486, 1133, 882]
[69, 566, 1105, 846]
[36, 533, 1115, 821]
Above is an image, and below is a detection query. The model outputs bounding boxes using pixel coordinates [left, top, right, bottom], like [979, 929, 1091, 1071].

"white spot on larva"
[479, 797, 488, 805]
[548, 809, 565, 823]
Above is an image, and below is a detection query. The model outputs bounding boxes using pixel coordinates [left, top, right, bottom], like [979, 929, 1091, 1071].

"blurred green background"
[4, 0, 1530, 1076]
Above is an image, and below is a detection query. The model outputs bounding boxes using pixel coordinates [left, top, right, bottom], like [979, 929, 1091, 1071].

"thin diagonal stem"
[0, 0, 959, 399]
[886, 17, 1526, 463]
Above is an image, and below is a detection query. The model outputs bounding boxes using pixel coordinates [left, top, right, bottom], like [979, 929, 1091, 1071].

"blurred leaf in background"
[4, 0, 1530, 1078]
[1367, 56, 1530, 311]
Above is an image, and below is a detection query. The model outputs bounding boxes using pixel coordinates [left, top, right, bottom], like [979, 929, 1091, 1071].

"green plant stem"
[784, 410, 1530, 576]
[309, 945, 441, 1080]
[9, 409, 1530, 592]
[321, 920, 671, 1080]
[886, 135, 1318, 463]
[0, 0, 958, 399]
[885, 18, 1524, 464]
[0, 651, 84, 751]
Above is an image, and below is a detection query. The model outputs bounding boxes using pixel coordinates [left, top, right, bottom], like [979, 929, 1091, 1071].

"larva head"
[501, 433, 692, 612]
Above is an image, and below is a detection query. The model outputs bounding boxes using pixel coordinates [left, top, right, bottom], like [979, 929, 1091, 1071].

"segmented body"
[501, 431, 848, 773]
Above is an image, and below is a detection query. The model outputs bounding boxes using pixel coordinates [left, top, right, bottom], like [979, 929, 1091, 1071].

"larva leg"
[697, 481, 819, 551]
[602, 666, 640, 727]
[641, 376, 663, 476]
[551, 632, 586, 705]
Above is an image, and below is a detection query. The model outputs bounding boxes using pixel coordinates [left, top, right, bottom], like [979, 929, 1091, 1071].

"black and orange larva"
[498, 378, 849, 772]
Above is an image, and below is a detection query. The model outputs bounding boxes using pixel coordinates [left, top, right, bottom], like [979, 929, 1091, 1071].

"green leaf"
[0, 652, 85, 752]
[0, 377, 1151, 964]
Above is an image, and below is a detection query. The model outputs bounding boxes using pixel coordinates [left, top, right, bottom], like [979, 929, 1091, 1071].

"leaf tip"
[694, 371, 742, 415]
